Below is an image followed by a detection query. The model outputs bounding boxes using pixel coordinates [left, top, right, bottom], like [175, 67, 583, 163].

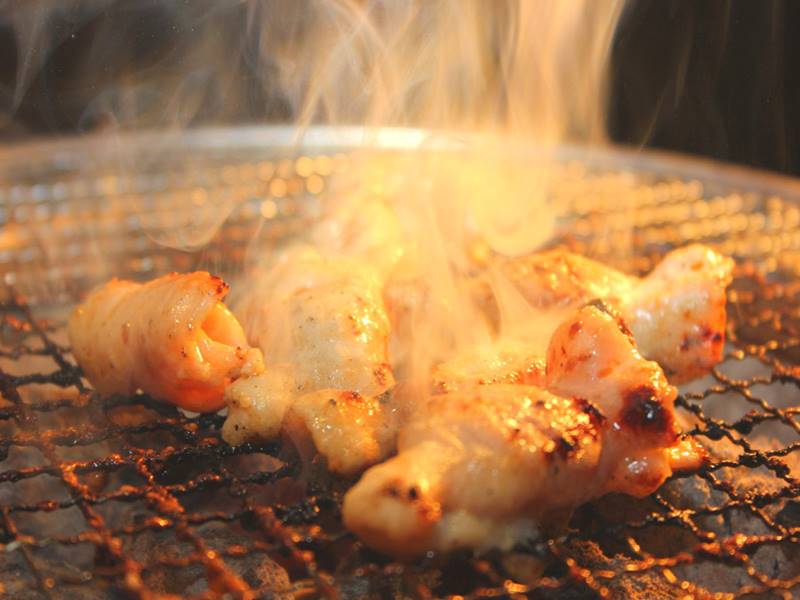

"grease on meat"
[432, 339, 545, 393]
[232, 247, 394, 396]
[288, 389, 396, 477]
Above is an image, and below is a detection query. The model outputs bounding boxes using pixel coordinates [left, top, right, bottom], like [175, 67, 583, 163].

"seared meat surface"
[232, 247, 394, 397]
[288, 389, 396, 476]
[343, 303, 704, 556]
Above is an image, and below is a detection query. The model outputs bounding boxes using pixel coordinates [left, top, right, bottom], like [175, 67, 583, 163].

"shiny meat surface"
[343, 303, 704, 556]
[287, 277, 394, 395]
[545, 301, 701, 496]
[233, 247, 394, 396]
[224, 247, 396, 473]
[628, 244, 733, 382]
[432, 339, 545, 393]
[343, 386, 603, 557]
[492, 244, 734, 382]
[288, 389, 396, 476]
[68, 272, 264, 412]
[224, 373, 397, 475]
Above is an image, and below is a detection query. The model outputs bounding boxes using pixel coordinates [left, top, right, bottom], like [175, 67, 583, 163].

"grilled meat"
[223, 247, 396, 473]
[288, 389, 396, 476]
[432, 339, 545, 393]
[223, 372, 397, 476]
[232, 247, 394, 397]
[343, 303, 704, 556]
[68, 272, 264, 412]
[489, 244, 734, 381]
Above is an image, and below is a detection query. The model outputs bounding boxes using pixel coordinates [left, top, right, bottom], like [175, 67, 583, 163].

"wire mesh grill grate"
[1, 132, 799, 599]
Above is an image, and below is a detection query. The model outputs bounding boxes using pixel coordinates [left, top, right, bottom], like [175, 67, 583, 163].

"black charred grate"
[2, 260, 800, 599]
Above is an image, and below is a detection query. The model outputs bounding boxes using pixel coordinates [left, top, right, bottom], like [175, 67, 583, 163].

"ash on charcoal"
[335, 566, 441, 600]
[552, 540, 685, 600]
[672, 560, 751, 596]
[0, 549, 45, 600]
[0, 544, 109, 600]
[751, 541, 800, 584]
[183, 553, 292, 600]
[128, 521, 292, 598]
[0, 443, 48, 471]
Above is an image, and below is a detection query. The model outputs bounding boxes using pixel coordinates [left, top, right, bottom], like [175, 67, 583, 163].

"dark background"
[0, 0, 796, 175]
[609, 0, 795, 174]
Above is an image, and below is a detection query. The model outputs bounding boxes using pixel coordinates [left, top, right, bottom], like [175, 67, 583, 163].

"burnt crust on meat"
[620, 384, 675, 439]
[573, 397, 606, 427]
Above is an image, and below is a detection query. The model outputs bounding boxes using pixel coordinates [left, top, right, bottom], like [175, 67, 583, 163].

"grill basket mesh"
[1, 130, 799, 599]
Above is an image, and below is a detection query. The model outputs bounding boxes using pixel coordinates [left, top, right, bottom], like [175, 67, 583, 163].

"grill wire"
[1, 138, 800, 599]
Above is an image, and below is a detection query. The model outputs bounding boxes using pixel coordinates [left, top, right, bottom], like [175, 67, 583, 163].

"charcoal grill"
[1, 126, 799, 599]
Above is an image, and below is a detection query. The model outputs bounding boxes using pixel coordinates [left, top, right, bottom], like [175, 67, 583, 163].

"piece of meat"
[287, 277, 394, 395]
[224, 373, 397, 475]
[68, 272, 264, 412]
[232, 247, 395, 396]
[628, 244, 733, 382]
[224, 248, 396, 474]
[343, 303, 704, 557]
[287, 389, 396, 477]
[545, 301, 704, 495]
[222, 369, 295, 445]
[343, 386, 603, 557]
[487, 244, 734, 382]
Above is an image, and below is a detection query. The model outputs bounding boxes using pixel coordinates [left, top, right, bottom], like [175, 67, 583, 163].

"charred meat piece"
[545, 301, 704, 495]
[489, 244, 734, 382]
[343, 304, 703, 557]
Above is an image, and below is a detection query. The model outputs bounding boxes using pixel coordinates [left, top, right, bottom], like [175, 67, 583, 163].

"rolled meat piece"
[233, 246, 394, 397]
[223, 247, 398, 474]
[68, 272, 264, 412]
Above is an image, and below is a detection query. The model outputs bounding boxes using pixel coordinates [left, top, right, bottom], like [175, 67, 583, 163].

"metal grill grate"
[1, 128, 799, 598]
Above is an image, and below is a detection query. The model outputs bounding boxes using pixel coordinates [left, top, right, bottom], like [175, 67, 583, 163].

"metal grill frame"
[1, 127, 800, 599]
